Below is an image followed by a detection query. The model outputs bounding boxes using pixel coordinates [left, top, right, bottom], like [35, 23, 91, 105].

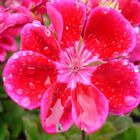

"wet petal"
[3, 51, 57, 109]
[84, 7, 136, 59]
[120, 0, 140, 26]
[72, 83, 108, 133]
[92, 60, 140, 115]
[21, 21, 59, 61]
[41, 82, 73, 134]
[0, 11, 32, 34]
[47, 1, 86, 48]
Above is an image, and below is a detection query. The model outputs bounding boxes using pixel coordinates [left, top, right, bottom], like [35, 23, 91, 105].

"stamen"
[99, 0, 121, 12]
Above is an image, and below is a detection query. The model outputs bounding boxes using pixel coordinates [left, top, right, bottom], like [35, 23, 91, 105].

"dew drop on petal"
[29, 51, 33, 56]
[13, 54, 19, 60]
[44, 46, 49, 51]
[124, 96, 137, 107]
[66, 26, 69, 30]
[37, 94, 42, 99]
[9, 74, 13, 78]
[21, 97, 31, 107]
[113, 52, 119, 57]
[32, 20, 41, 27]
[16, 89, 23, 95]
[27, 66, 35, 74]
[130, 81, 134, 85]
[122, 60, 128, 66]
[44, 76, 51, 86]
[29, 82, 35, 89]
[45, 29, 51, 37]
[3, 77, 6, 82]
[134, 68, 139, 73]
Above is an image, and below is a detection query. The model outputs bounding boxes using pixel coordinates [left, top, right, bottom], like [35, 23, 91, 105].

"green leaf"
[112, 127, 136, 140]
[0, 101, 3, 113]
[0, 122, 9, 140]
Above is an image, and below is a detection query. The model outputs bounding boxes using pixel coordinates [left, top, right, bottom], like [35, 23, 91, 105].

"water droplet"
[48, 59, 51, 63]
[29, 51, 33, 56]
[66, 26, 69, 30]
[44, 76, 51, 86]
[3, 77, 6, 82]
[130, 81, 134, 85]
[21, 97, 30, 107]
[111, 88, 115, 92]
[93, 39, 100, 46]
[32, 20, 41, 27]
[44, 46, 49, 51]
[134, 68, 139, 73]
[9, 74, 13, 78]
[13, 54, 19, 59]
[16, 89, 23, 95]
[118, 45, 121, 48]
[95, 82, 99, 85]
[124, 96, 137, 106]
[122, 61, 128, 66]
[117, 81, 121, 84]
[29, 82, 35, 89]
[45, 29, 51, 37]
[37, 94, 42, 99]
[27, 66, 35, 70]
[113, 52, 119, 57]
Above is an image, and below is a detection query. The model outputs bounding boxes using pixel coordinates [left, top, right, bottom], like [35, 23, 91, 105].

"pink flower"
[5, 0, 49, 24]
[0, 34, 18, 62]
[87, 0, 140, 26]
[0, 5, 33, 34]
[3, 1, 140, 134]
[128, 28, 140, 63]
[0, 5, 33, 62]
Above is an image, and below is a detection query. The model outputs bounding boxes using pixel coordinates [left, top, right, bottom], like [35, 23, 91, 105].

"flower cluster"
[2, 0, 140, 134]
[0, 0, 48, 62]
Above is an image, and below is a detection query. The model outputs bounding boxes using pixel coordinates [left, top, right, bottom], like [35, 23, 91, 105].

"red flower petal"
[120, 0, 140, 26]
[84, 7, 136, 59]
[0, 48, 6, 62]
[47, 1, 86, 48]
[92, 60, 140, 115]
[0, 35, 18, 52]
[3, 51, 57, 109]
[0, 11, 32, 34]
[41, 82, 73, 134]
[21, 21, 59, 61]
[72, 83, 108, 133]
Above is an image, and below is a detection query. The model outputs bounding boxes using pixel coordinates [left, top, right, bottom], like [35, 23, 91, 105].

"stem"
[82, 130, 87, 140]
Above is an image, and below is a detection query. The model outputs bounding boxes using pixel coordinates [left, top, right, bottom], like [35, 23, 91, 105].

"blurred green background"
[0, 69, 140, 140]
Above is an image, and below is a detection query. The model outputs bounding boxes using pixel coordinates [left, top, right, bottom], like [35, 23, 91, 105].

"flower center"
[69, 58, 81, 72]
[55, 43, 99, 89]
